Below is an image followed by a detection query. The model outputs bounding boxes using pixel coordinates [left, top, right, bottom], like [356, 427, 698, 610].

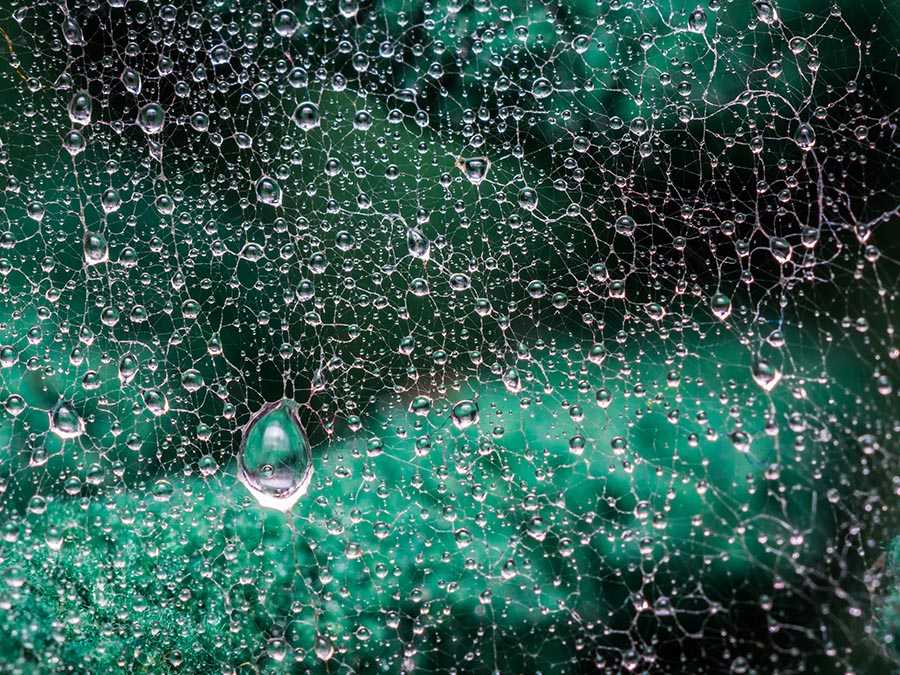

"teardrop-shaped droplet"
[118, 352, 138, 384]
[68, 91, 92, 125]
[450, 400, 479, 430]
[406, 227, 430, 261]
[502, 367, 523, 394]
[61, 16, 85, 45]
[50, 401, 84, 439]
[753, 0, 778, 24]
[83, 231, 109, 265]
[314, 634, 334, 661]
[794, 123, 816, 151]
[121, 67, 142, 95]
[688, 8, 707, 32]
[457, 157, 490, 185]
[752, 358, 782, 392]
[142, 388, 169, 416]
[710, 292, 732, 320]
[255, 176, 282, 207]
[238, 399, 313, 511]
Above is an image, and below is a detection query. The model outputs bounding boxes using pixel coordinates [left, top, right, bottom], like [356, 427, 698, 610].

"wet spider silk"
[0, 0, 897, 673]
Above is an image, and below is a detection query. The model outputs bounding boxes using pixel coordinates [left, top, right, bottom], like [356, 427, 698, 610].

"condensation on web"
[0, 0, 896, 672]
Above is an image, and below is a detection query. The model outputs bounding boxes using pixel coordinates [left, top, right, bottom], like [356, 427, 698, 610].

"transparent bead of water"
[255, 176, 282, 207]
[794, 123, 816, 151]
[710, 292, 732, 320]
[238, 399, 313, 512]
[292, 102, 320, 131]
[61, 16, 85, 45]
[273, 9, 299, 38]
[121, 67, 142, 95]
[451, 400, 479, 430]
[688, 8, 707, 32]
[49, 401, 84, 439]
[406, 227, 430, 260]
[457, 157, 490, 185]
[136, 102, 165, 134]
[314, 634, 334, 661]
[753, 1, 778, 24]
[142, 388, 170, 416]
[68, 91, 92, 125]
[83, 232, 109, 265]
[752, 358, 782, 392]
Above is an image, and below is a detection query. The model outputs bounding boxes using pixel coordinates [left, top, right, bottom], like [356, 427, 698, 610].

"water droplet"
[238, 399, 313, 511]
[136, 102, 165, 134]
[710, 292, 732, 320]
[532, 77, 553, 99]
[408, 395, 432, 416]
[61, 16, 85, 45]
[142, 388, 170, 416]
[753, 1, 778, 24]
[68, 91, 92, 125]
[121, 67, 141, 95]
[688, 8, 708, 32]
[450, 400, 479, 430]
[118, 352, 138, 384]
[180, 369, 204, 392]
[314, 634, 334, 661]
[406, 227, 430, 260]
[49, 401, 84, 439]
[255, 176, 282, 207]
[292, 102, 320, 131]
[457, 157, 490, 185]
[273, 9, 299, 38]
[794, 123, 816, 151]
[502, 367, 523, 393]
[752, 358, 782, 392]
[83, 231, 109, 265]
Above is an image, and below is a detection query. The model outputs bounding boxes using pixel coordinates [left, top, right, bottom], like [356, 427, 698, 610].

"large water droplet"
[255, 176, 282, 207]
[457, 157, 490, 185]
[752, 358, 782, 392]
[68, 91, 92, 126]
[83, 231, 109, 265]
[753, 0, 778, 24]
[136, 102, 165, 134]
[406, 227, 430, 260]
[49, 401, 84, 439]
[273, 9, 299, 38]
[238, 399, 313, 511]
[292, 102, 320, 131]
[450, 400, 479, 430]
[794, 123, 816, 151]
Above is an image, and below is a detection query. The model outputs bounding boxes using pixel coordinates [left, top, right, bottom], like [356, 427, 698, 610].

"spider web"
[0, 0, 897, 672]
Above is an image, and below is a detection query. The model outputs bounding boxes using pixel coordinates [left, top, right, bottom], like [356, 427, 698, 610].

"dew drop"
[83, 231, 109, 265]
[273, 9, 299, 38]
[68, 91, 92, 126]
[255, 176, 282, 207]
[49, 401, 84, 439]
[710, 292, 732, 320]
[238, 399, 313, 512]
[794, 123, 816, 151]
[457, 157, 490, 185]
[292, 102, 320, 131]
[136, 102, 165, 135]
[752, 358, 782, 392]
[450, 399, 479, 430]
